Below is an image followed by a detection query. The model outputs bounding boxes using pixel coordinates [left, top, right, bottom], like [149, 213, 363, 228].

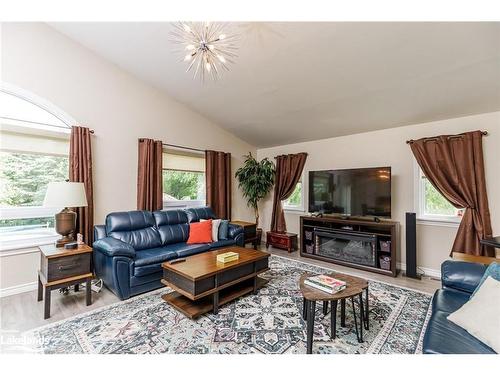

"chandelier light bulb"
[171, 22, 238, 81]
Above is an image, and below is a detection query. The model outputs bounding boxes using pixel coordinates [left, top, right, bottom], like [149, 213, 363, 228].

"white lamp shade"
[43, 182, 88, 208]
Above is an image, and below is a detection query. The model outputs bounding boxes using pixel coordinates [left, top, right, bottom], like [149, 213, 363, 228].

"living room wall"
[257, 111, 500, 275]
[0, 23, 256, 294]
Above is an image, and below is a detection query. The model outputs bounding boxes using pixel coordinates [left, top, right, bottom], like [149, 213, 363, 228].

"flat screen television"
[308, 167, 391, 218]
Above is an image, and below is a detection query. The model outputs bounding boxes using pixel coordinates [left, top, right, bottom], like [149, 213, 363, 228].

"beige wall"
[257, 111, 500, 274]
[0, 23, 255, 293]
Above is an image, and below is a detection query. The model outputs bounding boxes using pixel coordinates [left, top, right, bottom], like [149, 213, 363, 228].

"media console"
[300, 215, 399, 277]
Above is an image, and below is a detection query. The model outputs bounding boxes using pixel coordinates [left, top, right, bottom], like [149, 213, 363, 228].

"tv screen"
[308, 167, 391, 218]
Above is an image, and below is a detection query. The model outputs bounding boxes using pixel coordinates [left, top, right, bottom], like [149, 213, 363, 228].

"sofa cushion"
[441, 260, 487, 294]
[134, 246, 178, 267]
[153, 210, 189, 245]
[447, 277, 500, 353]
[167, 242, 211, 258]
[201, 218, 221, 241]
[133, 246, 178, 277]
[423, 310, 496, 354]
[187, 220, 213, 244]
[185, 206, 216, 223]
[471, 262, 500, 297]
[432, 289, 470, 314]
[131, 270, 163, 285]
[209, 239, 236, 249]
[106, 211, 162, 250]
[218, 219, 229, 240]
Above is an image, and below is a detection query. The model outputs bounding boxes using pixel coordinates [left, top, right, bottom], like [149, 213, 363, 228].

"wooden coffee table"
[161, 247, 270, 319]
[299, 273, 369, 354]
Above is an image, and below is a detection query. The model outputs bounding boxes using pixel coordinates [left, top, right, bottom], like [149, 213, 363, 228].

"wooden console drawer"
[42, 252, 92, 282]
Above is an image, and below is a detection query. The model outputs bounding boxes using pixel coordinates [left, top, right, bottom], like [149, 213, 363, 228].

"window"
[162, 150, 206, 209]
[415, 165, 463, 224]
[0, 88, 73, 248]
[283, 176, 305, 211]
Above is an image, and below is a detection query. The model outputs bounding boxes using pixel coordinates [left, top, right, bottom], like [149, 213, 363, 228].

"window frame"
[413, 161, 461, 227]
[282, 172, 306, 212]
[162, 149, 206, 210]
[0, 85, 75, 250]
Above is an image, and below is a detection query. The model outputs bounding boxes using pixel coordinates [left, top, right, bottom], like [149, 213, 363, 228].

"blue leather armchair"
[422, 260, 496, 354]
[93, 207, 244, 300]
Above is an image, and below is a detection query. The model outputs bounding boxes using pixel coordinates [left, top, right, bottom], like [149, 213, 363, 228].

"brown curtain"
[410, 130, 493, 256]
[69, 126, 94, 245]
[271, 153, 308, 233]
[205, 150, 231, 219]
[137, 138, 163, 211]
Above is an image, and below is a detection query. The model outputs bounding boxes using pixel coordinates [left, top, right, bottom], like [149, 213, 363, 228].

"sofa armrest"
[93, 237, 136, 258]
[227, 224, 245, 247]
[441, 260, 487, 294]
[228, 223, 244, 239]
[94, 225, 106, 241]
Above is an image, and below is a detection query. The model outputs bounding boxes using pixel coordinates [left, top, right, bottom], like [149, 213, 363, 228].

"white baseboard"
[397, 262, 441, 279]
[0, 281, 37, 298]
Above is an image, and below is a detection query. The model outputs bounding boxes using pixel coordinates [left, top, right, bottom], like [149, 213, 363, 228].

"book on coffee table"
[304, 274, 347, 294]
[216, 251, 240, 263]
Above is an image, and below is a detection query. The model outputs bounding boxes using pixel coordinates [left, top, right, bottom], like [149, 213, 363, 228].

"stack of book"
[216, 251, 239, 263]
[304, 274, 347, 294]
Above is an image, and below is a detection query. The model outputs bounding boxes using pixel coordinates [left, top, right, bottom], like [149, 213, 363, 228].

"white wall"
[0, 22, 256, 293]
[257, 112, 500, 274]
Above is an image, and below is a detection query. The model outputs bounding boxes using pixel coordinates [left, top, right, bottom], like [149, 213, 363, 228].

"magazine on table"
[304, 274, 347, 294]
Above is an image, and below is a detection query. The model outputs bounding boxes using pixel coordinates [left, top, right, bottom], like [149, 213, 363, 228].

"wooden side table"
[299, 273, 369, 354]
[266, 231, 298, 253]
[230, 220, 258, 249]
[37, 244, 94, 319]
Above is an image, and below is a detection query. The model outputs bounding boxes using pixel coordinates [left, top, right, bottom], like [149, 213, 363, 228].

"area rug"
[26, 255, 432, 354]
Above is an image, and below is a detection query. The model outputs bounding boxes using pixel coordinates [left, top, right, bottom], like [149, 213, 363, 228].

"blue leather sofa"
[422, 260, 496, 354]
[92, 207, 244, 300]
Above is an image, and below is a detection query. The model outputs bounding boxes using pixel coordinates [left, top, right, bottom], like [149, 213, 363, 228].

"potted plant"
[235, 153, 275, 244]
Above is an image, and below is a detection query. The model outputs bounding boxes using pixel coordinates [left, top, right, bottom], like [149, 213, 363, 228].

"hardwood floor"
[0, 245, 439, 352]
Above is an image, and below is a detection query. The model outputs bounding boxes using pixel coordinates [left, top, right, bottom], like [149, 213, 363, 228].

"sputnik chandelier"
[170, 22, 238, 82]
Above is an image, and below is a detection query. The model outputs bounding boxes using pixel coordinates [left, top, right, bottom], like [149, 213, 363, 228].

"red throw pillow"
[187, 219, 213, 244]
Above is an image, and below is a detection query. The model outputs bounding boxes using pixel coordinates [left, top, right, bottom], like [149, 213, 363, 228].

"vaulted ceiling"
[50, 22, 500, 147]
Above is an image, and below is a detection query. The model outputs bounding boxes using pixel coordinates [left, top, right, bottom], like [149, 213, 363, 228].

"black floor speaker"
[404, 212, 421, 279]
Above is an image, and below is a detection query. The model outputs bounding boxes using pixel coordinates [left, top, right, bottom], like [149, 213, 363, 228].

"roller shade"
[0, 130, 69, 156]
[163, 151, 205, 173]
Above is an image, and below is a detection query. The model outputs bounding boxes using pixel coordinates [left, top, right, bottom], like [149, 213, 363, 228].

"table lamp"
[43, 181, 88, 247]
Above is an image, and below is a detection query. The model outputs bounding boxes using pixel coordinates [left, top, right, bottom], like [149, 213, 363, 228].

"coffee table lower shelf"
[162, 276, 268, 319]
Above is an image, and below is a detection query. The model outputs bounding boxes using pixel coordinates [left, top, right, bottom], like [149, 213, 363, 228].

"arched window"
[0, 86, 75, 248]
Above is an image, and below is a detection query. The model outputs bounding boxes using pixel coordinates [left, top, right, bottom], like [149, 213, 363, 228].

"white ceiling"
[50, 22, 500, 148]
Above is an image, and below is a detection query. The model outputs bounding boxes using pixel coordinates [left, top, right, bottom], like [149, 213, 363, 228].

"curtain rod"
[138, 139, 204, 153]
[163, 143, 204, 152]
[406, 131, 488, 145]
[0, 116, 95, 134]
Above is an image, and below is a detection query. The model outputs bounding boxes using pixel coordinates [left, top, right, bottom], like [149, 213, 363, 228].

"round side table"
[299, 273, 369, 354]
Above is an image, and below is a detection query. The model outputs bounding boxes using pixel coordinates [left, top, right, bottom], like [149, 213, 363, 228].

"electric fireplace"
[314, 229, 377, 267]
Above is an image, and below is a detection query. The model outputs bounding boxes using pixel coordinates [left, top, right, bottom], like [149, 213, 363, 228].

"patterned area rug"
[27, 255, 432, 354]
